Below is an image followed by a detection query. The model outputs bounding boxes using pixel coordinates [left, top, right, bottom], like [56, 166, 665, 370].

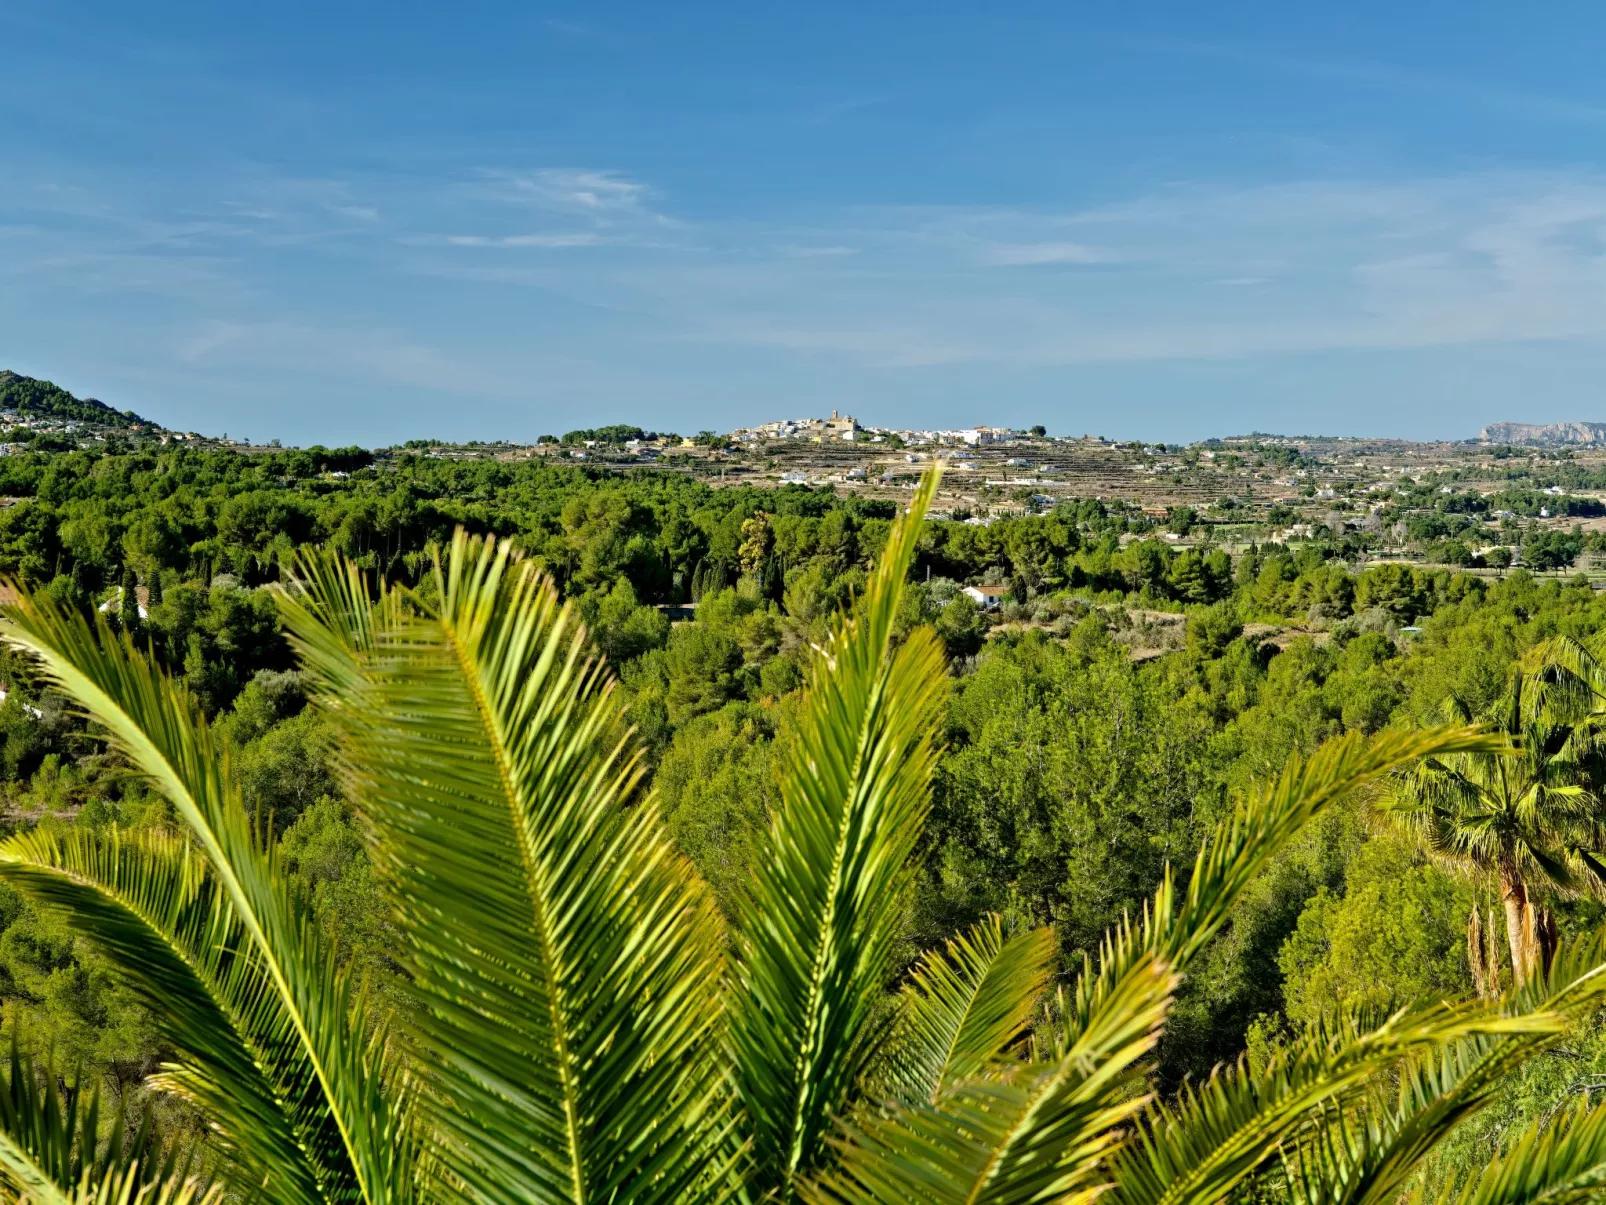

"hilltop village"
[500, 411, 1606, 577]
[2, 368, 1603, 576]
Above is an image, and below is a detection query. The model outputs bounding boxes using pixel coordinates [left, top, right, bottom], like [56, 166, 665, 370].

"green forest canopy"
[0, 441, 1601, 1192]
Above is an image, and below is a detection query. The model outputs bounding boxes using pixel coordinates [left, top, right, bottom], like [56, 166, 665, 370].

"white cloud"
[567, 171, 1606, 368]
[479, 168, 650, 215]
[980, 241, 1120, 266]
[445, 232, 604, 248]
[20, 155, 1606, 436]
[776, 243, 858, 257]
[432, 168, 674, 251]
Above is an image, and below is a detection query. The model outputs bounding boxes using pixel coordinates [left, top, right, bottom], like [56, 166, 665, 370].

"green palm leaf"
[0, 600, 407, 1205]
[877, 915, 1056, 1105]
[1281, 931, 1606, 1205]
[47, 1166, 222, 1205]
[806, 725, 1505, 1205]
[280, 533, 734, 1205]
[0, 1041, 205, 1205]
[1109, 1004, 1558, 1205]
[1425, 1101, 1606, 1205]
[805, 951, 1176, 1205]
[1066, 724, 1505, 1045]
[0, 826, 328, 1203]
[728, 468, 952, 1197]
[1282, 1036, 1527, 1205]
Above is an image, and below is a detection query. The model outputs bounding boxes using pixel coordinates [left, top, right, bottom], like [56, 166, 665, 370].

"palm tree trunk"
[1533, 905, 1558, 982]
[1467, 906, 1503, 998]
[1500, 866, 1537, 986]
[1467, 907, 1490, 998]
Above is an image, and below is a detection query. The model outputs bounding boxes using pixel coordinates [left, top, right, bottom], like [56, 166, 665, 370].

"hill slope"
[0, 371, 149, 428]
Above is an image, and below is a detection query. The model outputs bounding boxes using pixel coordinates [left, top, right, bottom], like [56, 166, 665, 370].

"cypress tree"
[762, 555, 784, 601]
[121, 565, 142, 637]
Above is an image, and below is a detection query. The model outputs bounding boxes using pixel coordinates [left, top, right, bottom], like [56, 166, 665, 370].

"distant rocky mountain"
[0, 370, 149, 428]
[1479, 420, 1606, 446]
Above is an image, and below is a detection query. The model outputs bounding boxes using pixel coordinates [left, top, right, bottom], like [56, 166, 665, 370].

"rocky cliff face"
[1480, 421, 1606, 445]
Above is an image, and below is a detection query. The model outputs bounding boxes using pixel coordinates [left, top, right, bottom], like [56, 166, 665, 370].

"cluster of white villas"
[732, 411, 1022, 447]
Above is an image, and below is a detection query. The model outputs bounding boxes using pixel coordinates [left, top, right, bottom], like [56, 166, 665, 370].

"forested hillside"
[0, 371, 149, 429]
[0, 440, 1603, 1193]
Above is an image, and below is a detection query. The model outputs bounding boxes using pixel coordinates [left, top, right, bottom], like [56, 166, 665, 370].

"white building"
[961, 584, 1010, 609]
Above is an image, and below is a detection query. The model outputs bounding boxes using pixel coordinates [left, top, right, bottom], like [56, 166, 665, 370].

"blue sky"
[5, 2, 1606, 445]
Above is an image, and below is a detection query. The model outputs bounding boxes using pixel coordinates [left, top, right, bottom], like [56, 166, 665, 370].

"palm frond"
[1067, 725, 1503, 1042]
[876, 915, 1056, 1105]
[1529, 635, 1606, 724]
[0, 827, 329, 1203]
[1426, 1100, 1606, 1205]
[0, 1042, 204, 1205]
[0, 596, 407, 1205]
[1378, 672, 1606, 915]
[728, 468, 952, 1196]
[1110, 1003, 1558, 1205]
[1281, 1038, 1503, 1205]
[807, 725, 1504, 1205]
[51, 1165, 222, 1205]
[806, 950, 1174, 1205]
[1280, 927, 1606, 1205]
[280, 534, 734, 1205]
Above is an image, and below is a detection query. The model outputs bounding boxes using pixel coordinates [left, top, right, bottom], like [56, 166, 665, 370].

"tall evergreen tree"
[120, 564, 141, 638]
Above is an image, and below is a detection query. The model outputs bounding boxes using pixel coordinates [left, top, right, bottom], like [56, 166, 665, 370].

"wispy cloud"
[478, 168, 652, 216]
[980, 241, 1121, 266]
[800, 95, 884, 128]
[433, 168, 675, 251]
[776, 243, 858, 257]
[16, 156, 1606, 439]
[474, 170, 1606, 369]
[444, 232, 605, 248]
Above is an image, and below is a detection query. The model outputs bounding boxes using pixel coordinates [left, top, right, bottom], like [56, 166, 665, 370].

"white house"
[961, 584, 1010, 609]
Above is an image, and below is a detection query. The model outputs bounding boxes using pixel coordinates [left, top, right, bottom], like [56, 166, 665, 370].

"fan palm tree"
[0, 468, 1597, 1203]
[1379, 673, 1606, 986]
